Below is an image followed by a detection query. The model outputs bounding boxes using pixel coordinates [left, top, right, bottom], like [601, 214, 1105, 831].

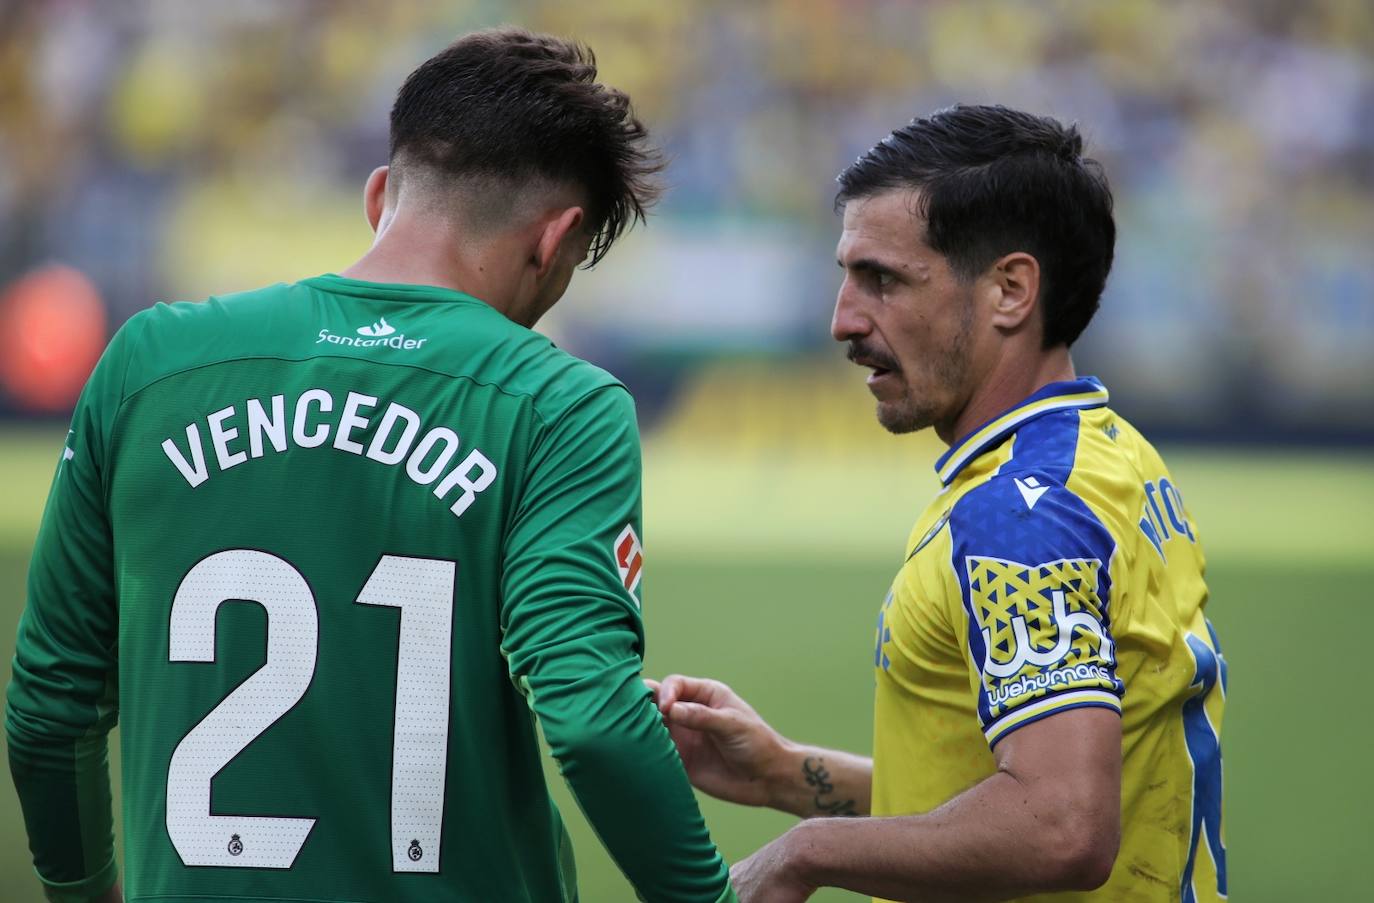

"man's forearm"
[765, 742, 872, 818]
[774, 769, 1114, 901]
[536, 667, 734, 901]
[7, 724, 119, 903]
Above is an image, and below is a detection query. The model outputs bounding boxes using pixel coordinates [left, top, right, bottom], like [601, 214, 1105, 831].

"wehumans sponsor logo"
[317, 324, 428, 350]
[988, 662, 1116, 708]
[981, 587, 1115, 679]
[966, 556, 1114, 679]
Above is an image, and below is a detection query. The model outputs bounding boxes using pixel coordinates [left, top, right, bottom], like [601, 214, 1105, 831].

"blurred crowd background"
[1, 0, 1371, 442]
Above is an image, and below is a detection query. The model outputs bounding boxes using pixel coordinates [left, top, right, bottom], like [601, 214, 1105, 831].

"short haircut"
[836, 105, 1116, 348]
[389, 27, 663, 266]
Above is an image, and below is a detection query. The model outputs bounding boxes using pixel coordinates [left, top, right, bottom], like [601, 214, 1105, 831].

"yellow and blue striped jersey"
[872, 377, 1226, 902]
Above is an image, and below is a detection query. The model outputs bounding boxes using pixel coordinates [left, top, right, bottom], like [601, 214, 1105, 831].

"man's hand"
[730, 833, 816, 903]
[648, 674, 873, 818]
[646, 674, 789, 808]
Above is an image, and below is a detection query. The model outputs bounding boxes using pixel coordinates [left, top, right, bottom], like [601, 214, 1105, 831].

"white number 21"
[166, 550, 455, 872]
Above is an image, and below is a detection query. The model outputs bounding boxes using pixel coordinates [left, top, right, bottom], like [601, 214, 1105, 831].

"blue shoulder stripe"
[947, 411, 1122, 735]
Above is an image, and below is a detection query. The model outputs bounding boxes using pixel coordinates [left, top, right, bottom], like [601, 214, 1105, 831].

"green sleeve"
[5, 318, 140, 902]
[501, 385, 735, 903]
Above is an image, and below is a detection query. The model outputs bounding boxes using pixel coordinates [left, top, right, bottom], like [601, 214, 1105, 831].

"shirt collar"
[934, 377, 1110, 486]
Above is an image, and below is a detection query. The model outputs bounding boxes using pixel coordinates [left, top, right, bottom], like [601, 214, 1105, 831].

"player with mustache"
[654, 105, 1226, 903]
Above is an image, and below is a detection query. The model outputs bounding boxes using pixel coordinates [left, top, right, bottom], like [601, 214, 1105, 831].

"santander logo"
[357, 317, 396, 337]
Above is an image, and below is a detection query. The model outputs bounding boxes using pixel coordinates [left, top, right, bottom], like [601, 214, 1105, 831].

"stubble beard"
[875, 306, 974, 435]
[875, 396, 936, 434]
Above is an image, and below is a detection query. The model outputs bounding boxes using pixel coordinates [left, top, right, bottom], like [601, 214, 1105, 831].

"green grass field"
[1, 426, 1370, 902]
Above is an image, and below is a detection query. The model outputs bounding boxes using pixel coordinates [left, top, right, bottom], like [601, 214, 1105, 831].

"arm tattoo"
[802, 756, 858, 817]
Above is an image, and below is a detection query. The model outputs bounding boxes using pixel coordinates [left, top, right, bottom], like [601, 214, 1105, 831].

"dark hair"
[389, 27, 662, 266]
[836, 105, 1115, 348]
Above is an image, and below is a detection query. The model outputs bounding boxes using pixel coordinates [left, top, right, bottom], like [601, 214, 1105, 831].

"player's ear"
[363, 166, 390, 232]
[532, 206, 587, 278]
[987, 251, 1040, 333]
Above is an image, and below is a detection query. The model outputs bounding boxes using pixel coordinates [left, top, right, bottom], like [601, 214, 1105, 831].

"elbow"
[542, 704, 647, 770]
[544, 719, 612, 765]
[1044, 816, 1119, 891]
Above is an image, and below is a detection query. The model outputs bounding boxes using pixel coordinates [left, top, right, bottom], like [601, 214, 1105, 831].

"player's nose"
[831, 280, 871, 342]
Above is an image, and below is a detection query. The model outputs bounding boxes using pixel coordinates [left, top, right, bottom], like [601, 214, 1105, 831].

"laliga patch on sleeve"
[614, 524, 643, 600]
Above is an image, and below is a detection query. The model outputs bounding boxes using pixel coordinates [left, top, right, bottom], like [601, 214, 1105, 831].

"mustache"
[846, 340, 901, 372]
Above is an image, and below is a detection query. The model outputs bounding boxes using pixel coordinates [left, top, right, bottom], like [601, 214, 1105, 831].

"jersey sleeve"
[500, 385, 734, 903]
[946, 472, 1125, 749]
[5, 316, 143, 902]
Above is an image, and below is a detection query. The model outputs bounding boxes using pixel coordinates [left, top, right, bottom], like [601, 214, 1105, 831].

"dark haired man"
[654, 106, 1226, 902]
[8, 28, 735, 903]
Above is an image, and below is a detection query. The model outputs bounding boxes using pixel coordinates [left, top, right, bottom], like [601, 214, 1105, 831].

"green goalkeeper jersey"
[6, 275, 735, 903]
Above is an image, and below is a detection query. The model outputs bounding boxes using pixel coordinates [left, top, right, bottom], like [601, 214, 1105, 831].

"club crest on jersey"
[874, 588, 894, 671]
[907, 509, 952, 561]
[614, 524, 643, 600]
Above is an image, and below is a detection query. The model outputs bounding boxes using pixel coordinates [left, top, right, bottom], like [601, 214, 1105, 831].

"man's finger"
[643, 679, 669, 721]
[655, 675, 681, 712]
[666, 700, 745, 736]
[658, 673, 715, 712]
[660, 673, 731, 708]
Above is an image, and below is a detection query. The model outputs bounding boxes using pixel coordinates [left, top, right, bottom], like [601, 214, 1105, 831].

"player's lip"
[851, 357, 898, 382]
[866, 367, 896, 388]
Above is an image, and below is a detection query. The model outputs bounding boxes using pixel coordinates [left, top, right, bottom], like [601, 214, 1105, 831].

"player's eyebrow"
[839, 257, 901, 279]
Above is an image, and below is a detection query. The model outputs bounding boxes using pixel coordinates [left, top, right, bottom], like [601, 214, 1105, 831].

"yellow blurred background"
[1, 0, 1371, 435]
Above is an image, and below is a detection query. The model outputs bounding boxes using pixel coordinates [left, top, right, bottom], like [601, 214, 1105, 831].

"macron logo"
[1014, 476, 1050, 511]
[357, 317, 395, 337]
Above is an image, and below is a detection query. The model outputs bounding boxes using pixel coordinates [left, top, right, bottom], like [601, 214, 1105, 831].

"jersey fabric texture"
[872, 377, 1226, 903]
[6, 275, 735, 903]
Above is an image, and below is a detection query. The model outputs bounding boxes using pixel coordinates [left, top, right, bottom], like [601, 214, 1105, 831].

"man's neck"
[340, 215, 520, 317]
[938, 347, 1077, 447]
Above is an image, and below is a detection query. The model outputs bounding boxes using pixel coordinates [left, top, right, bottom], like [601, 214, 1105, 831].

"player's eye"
[876, 271, 896, 289]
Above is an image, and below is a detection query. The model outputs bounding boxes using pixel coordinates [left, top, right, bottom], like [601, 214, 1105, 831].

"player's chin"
[875, 398, 926, 435]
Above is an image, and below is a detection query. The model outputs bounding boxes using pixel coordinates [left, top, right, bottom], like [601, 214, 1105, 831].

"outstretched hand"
[646, 674, 790, 809]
